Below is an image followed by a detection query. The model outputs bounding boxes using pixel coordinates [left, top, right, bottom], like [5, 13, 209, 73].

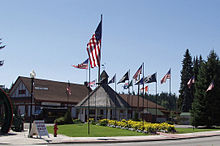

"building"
[10, 74, 168, 123]
[76, 71, 168, 122]
[10, 76, 90, 122]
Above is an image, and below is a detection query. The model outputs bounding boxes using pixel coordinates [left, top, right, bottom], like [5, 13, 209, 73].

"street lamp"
[28, 70, 36, 138]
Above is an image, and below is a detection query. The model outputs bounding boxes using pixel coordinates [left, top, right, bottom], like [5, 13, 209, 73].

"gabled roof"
[76, 84, 130, 108]
[10, 76, 89, 104]
[120, 94, 166, 110]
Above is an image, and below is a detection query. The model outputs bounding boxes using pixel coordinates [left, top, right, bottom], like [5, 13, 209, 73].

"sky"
[1, 0, 220, 95]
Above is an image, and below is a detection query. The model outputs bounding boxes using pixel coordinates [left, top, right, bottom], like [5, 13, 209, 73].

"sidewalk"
[1, 129, 220, 145]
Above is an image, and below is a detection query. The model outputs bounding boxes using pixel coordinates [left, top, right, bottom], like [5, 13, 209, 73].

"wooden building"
[10, 76, 90, 122]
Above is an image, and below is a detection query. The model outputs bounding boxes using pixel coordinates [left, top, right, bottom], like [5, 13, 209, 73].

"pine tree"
[191, 50, 220, 127]
[178, 49, 193, 112]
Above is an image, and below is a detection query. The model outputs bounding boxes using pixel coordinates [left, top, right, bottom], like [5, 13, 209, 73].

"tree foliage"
[191, 50, 220, 127]
[178, 49, 193, 112]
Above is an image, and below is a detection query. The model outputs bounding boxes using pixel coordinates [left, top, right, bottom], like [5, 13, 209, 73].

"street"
[48, 135, 220, 146]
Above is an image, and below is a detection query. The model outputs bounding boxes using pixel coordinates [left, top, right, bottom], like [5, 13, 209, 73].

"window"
[18, 90, 26, 95]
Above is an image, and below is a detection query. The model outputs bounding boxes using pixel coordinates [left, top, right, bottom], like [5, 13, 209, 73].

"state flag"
[144, 73, 157, 83]
[118, 71, 129, 84]
[108, 74, 116, 84]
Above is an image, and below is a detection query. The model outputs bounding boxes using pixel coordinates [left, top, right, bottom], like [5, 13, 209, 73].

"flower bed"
[98, 119, 176, 134]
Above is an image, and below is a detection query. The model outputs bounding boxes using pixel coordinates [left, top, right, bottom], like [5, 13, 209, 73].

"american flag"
[87, 19, 102, 68]
[133, 65, 142, 80]
[66, 82, 71, 96]
[206, 81, 214, 92]
[161, 69, 171, 84]
[187, 76, 195, 88]
[72, 59, 88, 69]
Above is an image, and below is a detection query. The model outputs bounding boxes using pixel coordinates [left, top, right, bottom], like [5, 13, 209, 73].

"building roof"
[76, 84, 130, 108]
[120, 94, 166, 110]
[10, 76, 89, 104]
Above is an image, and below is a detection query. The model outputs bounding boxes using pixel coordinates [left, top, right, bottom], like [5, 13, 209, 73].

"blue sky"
[1, 0, 220, 95]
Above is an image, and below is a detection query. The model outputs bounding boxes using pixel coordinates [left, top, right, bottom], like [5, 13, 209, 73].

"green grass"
[47, 124, 147, 137]
[176, 128, 220, 134]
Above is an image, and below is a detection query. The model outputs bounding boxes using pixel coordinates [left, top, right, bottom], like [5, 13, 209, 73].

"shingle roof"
[11, 76, 89, 104]
[76, 84, 130, 108]
[120, 94, 166, 110]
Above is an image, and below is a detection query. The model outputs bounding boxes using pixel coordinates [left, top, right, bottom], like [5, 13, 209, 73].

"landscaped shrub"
[73, 119, 82, 124]
[64, 110, 73, 124]
[98, 119, 176, 134]
[99, 119, 108, 126]
[54, 117, 65, 125]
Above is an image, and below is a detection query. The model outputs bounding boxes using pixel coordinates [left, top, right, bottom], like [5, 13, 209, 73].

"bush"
[54, 110, 73, 125]
[64, 110, 73, 124]
[98, 119, 176, 134]
[99, 119, 108, 126]
[54, 117, 65, 125]
[73, 119, 82, 124]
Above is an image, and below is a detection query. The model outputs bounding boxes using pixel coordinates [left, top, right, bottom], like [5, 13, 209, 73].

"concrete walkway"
[1, 129, 220, 145]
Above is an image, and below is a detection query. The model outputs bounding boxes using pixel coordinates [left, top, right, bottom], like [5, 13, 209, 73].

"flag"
[144, 73, 157, 83]
[66, 81, 71, 96]
[117, 71, 129, 84]
[206, 81, 214, 92]
[161, 69, 171, 84]
[0, 60, 4, 66]
[135, 77, 144, 85]
[187, 76, 195, 88]
[133, 65, 142, 80]
[141, 86, 148, 92]
[128, 80, 133, 88]
[72, 59, 89, 69]
[123, 82, 129, 89]
[0, 45, 6, 49]
[108, 74, 116, 84]
[88, 80, 96, 87]
[87, 19, 102, 68]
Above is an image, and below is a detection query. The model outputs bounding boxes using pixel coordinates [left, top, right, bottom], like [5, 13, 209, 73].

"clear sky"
[1, 0, 220, 95]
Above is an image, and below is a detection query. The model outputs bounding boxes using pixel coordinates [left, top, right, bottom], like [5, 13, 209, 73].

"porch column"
[107, 109, 111, 119]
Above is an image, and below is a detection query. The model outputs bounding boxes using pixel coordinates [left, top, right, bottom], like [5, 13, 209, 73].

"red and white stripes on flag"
[87, 20, 102, 68]
[161, 69, 171, 84]
[87, 34, 101, 68]
[206, 81, 214, 92]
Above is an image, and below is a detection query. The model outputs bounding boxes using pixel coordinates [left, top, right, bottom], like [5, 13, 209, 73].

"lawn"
[47, 123, 147, 137]
[176, 127, 220, 134]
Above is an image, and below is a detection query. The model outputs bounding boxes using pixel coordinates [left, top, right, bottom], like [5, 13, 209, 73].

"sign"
[29, 120, 49, 138]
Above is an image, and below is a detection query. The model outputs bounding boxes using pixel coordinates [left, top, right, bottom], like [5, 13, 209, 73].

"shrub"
[99, 119, 108, 126]
[64, 110, 73, 124]
[54, 117, 65, 125]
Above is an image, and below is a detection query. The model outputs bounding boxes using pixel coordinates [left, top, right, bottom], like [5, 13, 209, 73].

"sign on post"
[29, 120, 49, 138]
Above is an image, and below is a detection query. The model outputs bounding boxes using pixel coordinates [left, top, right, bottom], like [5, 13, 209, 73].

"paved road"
[49, 135, 220, 146]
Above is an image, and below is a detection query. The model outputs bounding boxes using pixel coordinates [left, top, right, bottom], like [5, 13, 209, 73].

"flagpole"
[115, 74, 117, 120]
[98, 14, 102, 83]
[155, 72, 157, 123]
[142, 62, 144, 121]
[127, 70, 130, 120]
[88, 62, 91, 135]
[169, 68, 171, 95]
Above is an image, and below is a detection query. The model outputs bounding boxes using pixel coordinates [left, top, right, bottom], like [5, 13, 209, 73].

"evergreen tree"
[191, 50, 220, 127]
[178, 49, 193, 112]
